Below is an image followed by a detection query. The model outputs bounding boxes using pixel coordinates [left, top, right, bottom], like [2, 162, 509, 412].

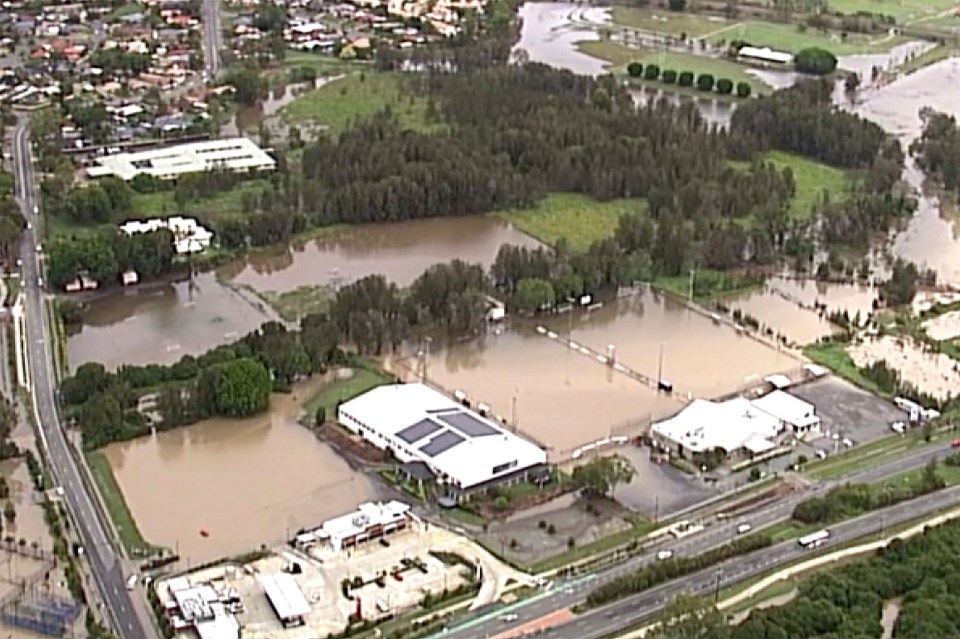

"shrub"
[715, 78, 734, 94]
[538, 520, 547, 529]
[661, 69, 678, 84]
[643, 64, 661, 80]
[567, 537, 576, 549]
[795, 47, 838, 75]
[626, 62, 643, 77]
[696, 73, 715, 91]
[735, 81, 751, 98]
[493, 496, 509, 511]
[678, 71, 695, 87]
[547, 523, 557, 535]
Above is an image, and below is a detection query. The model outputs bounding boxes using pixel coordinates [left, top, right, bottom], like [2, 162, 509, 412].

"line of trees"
[46, 227, 177, 290]
[791, 458, 945, 525]
[585, 533, 773, 608]
[626, 61, 752, 98]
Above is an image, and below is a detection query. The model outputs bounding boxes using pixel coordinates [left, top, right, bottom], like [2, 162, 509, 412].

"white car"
[891, 421, 906, 434]
[842, 438, 854, 448]
[499, 614, 519, 623]
[656, 550, 674, 561]
[737, 523, 753, 535]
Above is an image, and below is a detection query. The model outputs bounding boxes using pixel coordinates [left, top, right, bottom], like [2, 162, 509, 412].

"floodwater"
[727, 277, 878, 345]
[65, 272, 273, 371]
[538, 290, 800, 400]
[514, 3, 609, 76]
[629, 85, 734, 128]
[414, 322, 676, 457]
[850, 57, 960, 285]
[223, 80, 323, 137]
[838, 41, 936, 78]
[102, 376, 379, 564]
[419, 289, 799, 456]
[220, 216, 542, 293]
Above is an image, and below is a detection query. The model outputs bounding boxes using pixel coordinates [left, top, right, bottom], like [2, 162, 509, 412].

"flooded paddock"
[65, 272, 273, 371]
[101, 377, 379, 564]
[220, 216, 542, 293]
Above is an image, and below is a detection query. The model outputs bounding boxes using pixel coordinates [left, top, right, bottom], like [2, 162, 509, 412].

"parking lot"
[614, 446, 719, 518]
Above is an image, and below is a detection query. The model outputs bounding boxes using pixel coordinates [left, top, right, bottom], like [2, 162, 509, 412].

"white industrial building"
[120, 216, 214, 254]
[259, 573, 311, 628]
[162, 577, 241, 639]
[337, 383, 547, 496]
[651, 390, 820, 458]
[87, 137, 276, 180]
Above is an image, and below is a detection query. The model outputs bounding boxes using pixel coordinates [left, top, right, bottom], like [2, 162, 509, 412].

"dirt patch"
[312, 423, 388, 466]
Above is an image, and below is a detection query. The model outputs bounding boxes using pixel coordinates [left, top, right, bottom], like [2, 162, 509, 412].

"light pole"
[714, 565, 723, 602]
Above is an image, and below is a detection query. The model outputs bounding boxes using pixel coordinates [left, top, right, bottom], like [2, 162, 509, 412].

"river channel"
[102, 375, 380, 564]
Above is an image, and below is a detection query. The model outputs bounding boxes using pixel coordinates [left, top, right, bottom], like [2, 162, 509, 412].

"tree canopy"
[572, 454, 636, 496]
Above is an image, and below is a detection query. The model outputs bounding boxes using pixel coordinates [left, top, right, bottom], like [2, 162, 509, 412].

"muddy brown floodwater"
[417, 289, 799, 457]
[220, 216, 542, 292]
[65, 272, 274, 371]
[102, 377, 379, 564]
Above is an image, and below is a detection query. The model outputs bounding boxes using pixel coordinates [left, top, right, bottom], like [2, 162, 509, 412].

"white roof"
[321, 501, 410, 541]
[195, 613, 240, 639]
[259, 573, 311, 621]
[90, 137, 276, 180]
[652, 397, 783, 454]
[338, 383, 547, 488]
[764, 374, 792, 390]
[738, 46, 794, 64]
[751, 390, 820, 428]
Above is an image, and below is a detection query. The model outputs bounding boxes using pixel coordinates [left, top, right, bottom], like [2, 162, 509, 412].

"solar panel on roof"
[396, 419, 442, 444]
[419, 431, 465, 457]
[439, 411, 498, 437]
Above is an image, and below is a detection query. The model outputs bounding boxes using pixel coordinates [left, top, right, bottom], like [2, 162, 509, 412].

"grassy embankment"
[86, 450, 159, 557]
[302, 366, 394, 418]
[803, 341, 887, 396]
[826, 0, 957, 22]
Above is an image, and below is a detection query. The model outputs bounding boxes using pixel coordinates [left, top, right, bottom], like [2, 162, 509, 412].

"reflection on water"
[629, 86, 735, 128]
[103, 377, 378, 564]
[221, 216, 542, 292]
[849, 58, 960, 285]
[66, 272, 273, 371]
[423, 290, 799, 455]
[539, 291, 800, 398]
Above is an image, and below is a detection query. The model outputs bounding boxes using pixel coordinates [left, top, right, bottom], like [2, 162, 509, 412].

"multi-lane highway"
[201, 0, 223, 78]
[11, 121, 152, 639]
[435, 438, 960, 639]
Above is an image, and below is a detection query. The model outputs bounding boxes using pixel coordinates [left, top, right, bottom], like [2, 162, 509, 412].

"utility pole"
[714, 565, 723, 602]
[654, 494, 660, 524]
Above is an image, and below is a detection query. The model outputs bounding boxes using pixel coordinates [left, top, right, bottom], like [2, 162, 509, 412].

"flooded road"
[102, 376, 378, 564]
[220, 216, 541, 293]
[65, 272, 273, 371]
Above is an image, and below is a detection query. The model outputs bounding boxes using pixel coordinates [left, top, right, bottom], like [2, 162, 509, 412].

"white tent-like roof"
[652, 397, 783, 454]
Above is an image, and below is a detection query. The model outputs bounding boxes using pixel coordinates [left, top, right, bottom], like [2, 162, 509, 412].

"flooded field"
[102, 377, 379, 564]
[65, 273, 273, 371]
[515, 3, 610, 76]
[727, 278, 879, 345]
[414, 289, 799, 456]
[850, 58, 960, 286]
[220, 216, 541, 293]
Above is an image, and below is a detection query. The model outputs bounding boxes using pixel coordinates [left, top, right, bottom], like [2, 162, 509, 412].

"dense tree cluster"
[791, 459, 944, 525]
[43, 176, 133, 224]
[46, 227, 176, 289]
[585, 533, 773, 607]
[910, 108, 960, 195]
[794, 47, 839, 75]
[0, 170, 26, 267]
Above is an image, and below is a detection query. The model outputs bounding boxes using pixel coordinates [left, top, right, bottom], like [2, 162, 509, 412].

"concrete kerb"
[617, 505, 960, 639]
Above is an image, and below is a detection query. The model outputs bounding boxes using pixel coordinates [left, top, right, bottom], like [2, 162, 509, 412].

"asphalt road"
[436, 439, 960, 639]
[12, 121, 152, 639]
[201, 0, 223, 78]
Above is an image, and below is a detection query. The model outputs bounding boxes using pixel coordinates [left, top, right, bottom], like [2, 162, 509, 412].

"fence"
[1, 594, 81, 638]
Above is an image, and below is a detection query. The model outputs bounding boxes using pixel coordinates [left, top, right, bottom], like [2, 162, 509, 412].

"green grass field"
[281, 51, 370, 75]
[727, 21, 910, 55]
[281, 72, 439, 135]
[494, 193, 646, 253]
[86, 451, 159, 557]
[803, 342, 890, 397]
[731, 151, 850, 220]
[303, 367, 394, 418]
[609, 7, 733, 38]
[128, 179, 269, 224]
[825, 0, 957, 22]
[575, 40, 772, 94]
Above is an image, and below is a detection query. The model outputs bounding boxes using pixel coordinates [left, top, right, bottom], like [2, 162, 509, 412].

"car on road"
[952, 439, 960, 448]
[736, 523, 753, 535]
[656, 550, 674, 561]
[891, 421, 907, 434]
[842, 438, 854, 448]
[499, 614, 519, 622]
[815, 450, 828, 459]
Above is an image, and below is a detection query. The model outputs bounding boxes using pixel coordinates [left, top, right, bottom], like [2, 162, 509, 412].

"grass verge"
[608, 7, 730, 38]
[303, 366, 394, 417]
[529, 518, 658, 574]
[723, 21, 909, 55]
[85, 450, 157, 557]
[261, 284, 335, 322]
[803, 341, 887, 396]
[493, 193, 646, 252]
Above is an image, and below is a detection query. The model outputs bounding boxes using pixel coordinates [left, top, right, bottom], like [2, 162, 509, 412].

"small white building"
[751, 390, 821, 436]
[120, 216, 214, 254]
[314, 500, 412, 552]
[87, 137, 276, 180]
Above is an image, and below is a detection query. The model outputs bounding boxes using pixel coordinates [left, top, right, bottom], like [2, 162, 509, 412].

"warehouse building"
[337, 383, 547, 497]
[87, 137, 276, 180]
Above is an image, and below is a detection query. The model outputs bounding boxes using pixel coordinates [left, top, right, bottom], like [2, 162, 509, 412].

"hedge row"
[626, 62, 752, 98]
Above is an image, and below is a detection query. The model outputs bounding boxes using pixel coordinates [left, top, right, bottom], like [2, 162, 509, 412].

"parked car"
[737, 523, 753, 535]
